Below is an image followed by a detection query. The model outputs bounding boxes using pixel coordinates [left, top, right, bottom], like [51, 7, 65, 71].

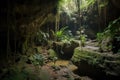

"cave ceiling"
[0, 0, 58, 31]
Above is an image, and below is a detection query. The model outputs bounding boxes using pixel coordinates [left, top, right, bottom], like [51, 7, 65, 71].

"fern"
[51, 26, 68, 41]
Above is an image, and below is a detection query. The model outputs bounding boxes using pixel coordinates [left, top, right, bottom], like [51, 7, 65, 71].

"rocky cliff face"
[0, 0, 58, 55]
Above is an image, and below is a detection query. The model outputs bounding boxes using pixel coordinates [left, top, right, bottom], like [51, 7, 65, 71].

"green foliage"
[96, 17, 120, 51]
[80, 0, 96, 10]
[80, 0, 108, 10]
[59, 0, 77, 16]
[80, 34, 87, 47]
[48, 49, 58, 66]
[99, 1, 108, 8]
[96, 33, 103, 43]
[104, 17, 120, 37]
[51, 26, 72, 41]
[56, 26, 67, 38]
[29, 54, 45, 66]
[34, 30, 49, 46]
[98, 17, 120, 39]
[97, 18, 120, 41]
[59, 0, 97, 15]
[76, 28, 87, 47]
[48, 49, 58, 58]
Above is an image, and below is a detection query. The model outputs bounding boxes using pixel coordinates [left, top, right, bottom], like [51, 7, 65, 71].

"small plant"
[76, 27, 87, 47]
[48, 49, 58, 58]
[97, 33, 103, 43]
[29, 54, 45, 66]
[52, 57, 58, 66]
[34, 30, 49, 46]
[48, 49, 58, 65]
[51, 26, 69, 41]
[80, 34, 87, 47]
[104, 17, 120, 38]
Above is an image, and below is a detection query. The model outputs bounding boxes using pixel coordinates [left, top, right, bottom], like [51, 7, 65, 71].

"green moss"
[72, 47, 120, 76]
[48, 49, 58, 58]
[72, 48, 103, 65]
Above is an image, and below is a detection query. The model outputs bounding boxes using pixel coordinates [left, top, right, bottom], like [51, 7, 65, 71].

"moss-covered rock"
[48, 49, 58, 58]
[52, 40, 79, 59]
[72, 47, 120, 79]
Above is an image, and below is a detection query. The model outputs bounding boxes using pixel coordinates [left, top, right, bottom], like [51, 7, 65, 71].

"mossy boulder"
[52, 40, 79, 59]
[48, 49, 58, 59]
[72, 47, 120, 79]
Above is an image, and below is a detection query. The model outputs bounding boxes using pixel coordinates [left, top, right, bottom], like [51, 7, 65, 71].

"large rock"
[99, 36, 112, 52]
[72, 47, 120, 79]
[52, 40, 79, 59]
